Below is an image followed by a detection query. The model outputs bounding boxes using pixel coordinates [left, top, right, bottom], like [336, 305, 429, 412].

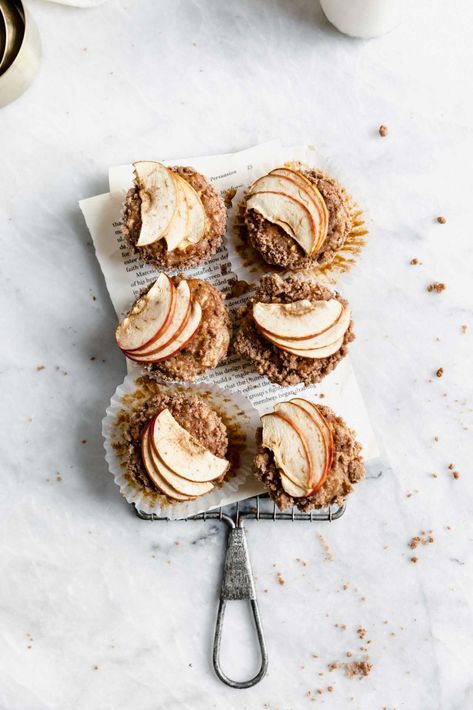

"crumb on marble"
[276, 572, 285, 586]
[436, 368, 444, 378]
[379, 125, 388, 137]
[437, 216, 446, 224]
[461, 324, 467, 334]
[448, 463, 455, 470]
[410, 556, 418, 563]
[356, 627, 367, 640]
[36, 365, 45, 372]
[81, 439, 87, 444]
[452, 471, 460, 480]
[318, 534, 334, 562]
[90, 356, 96, 361]
[410, 258, 422, 265]
[345, 661, 372, 678]
[427, 282, 446, 293]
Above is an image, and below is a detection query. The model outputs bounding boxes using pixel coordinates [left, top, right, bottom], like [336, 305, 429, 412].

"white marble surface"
[1, 1, 473, 708]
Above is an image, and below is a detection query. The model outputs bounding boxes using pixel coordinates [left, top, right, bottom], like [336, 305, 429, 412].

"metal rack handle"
[212, 525, 268, 688]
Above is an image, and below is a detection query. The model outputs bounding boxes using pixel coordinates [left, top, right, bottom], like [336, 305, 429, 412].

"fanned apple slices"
[141, 408, 229, 501]
[115, 274, 202, 363]
[261, 399, 334, 498]
[133, 161, 206, 251]
[253, 297, 350, 359]
[246, 167, 329, 255]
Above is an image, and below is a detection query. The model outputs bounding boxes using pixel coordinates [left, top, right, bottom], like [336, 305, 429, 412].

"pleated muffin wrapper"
[227, 146, 369, 287]
[102, 373, 260, 520]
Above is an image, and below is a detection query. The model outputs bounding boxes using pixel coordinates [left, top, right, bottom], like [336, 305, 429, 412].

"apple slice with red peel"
[261, 306, 350, 351]
[273, 335, 345, 359]
[290, 398, 334, 493]
[249, 174, 323, 248]
[175, 175, 206, 250]
[116, 273, 176, 352]
[141, 424, 193, 501]
[253, 298, 343, 340]
[125, 280, 192, 358]
[131, 300, 201, 362]
[134, 162, 178, 246]
[161, 173, 190, 251]
[274, 401, 328, 491]
[246, 191, 316, 255]
[261, 412, 312, 494]
[270, 167, 329, 252]
[152, 409, 229, 482]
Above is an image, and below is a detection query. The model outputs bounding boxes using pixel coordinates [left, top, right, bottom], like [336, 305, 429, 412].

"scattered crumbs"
[229, 278, 250, 298]
[346, 651, 352, 657]
[427, 282, 446, 293]
[410, 258, 422, 265]
[409, 533, 434, 550]
[296, 557, 308, 566]
[328, 662, 339, 672]
[223, 187, 237, 208]
[461, 324, 468, 334]
[356, 627, 367, 640]
[436, 368, 444, 378]
[379, 124, 388, 137]
[306, 690, 312, 697]
[437, 216, 446, 224]
[27, 645, 32, 650]
[431, 473, 438, 478]
[342, 583, 349, 591]
[453, 471, 460, 480]
[93, 665, 99, 671]
[36, 365, 45, 372]
[317, 534, 334, 561]
[263, 589, 268, 593]
[81, 439, 87, 444]
[90, 356, 96, 361]
[410, 556, 418, 564]
[327, 686, 334, 693]
[91, 294, 97, 301]
[276, 572, 285, 586]
[316, 689, 323, 696]
[434, 436, 439, 442]
[448, 463, 455, 470]
[345, 661, 372, 678]
[319, 393, 325, 399]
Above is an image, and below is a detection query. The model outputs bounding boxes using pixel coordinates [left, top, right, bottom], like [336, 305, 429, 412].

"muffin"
[253, 398, 364, 511]
[121, 384, 231, 503]
[122, 161, 226, 269]
[233, 273, 354, 386]
[115, 273, 231, 381]
[240, 164, 356, 271]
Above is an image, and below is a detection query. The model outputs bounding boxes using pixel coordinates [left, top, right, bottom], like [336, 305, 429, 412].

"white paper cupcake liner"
[226, 144, 369, 288]
[102, 373, 260, 519]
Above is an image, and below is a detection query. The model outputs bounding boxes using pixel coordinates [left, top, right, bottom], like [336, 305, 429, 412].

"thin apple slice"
[246, 191, 316, 255]
[274, 402, 328, 490]
[141, 424, 193, 501]
[116, 273, 176, 352]
[133, 162, 178, 246]
[290, 398, 334, 493]
[279, 471, 311, 498]
[253, 298, 342, 340]
[261, 306, 350, 350]
[249, 174, 323, 247]
[274, 335, 345, 359]
[261, 412, 312, 493]
[161, 173, 190, 251]
[125, 279, 192, 358]
[126, 299, 201, 363]
[152, 409, 229, 482]
[270, 167, 329, 252]
[147, 423, 214, 496]
[174, 175, 206, 250]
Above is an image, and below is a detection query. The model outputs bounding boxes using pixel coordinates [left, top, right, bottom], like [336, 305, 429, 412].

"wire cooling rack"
[135, 493, 346, 689]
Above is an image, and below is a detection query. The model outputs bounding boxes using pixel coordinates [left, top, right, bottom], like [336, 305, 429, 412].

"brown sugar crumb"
[427, 282, 446, 293]
[379, 125, 388, 137]
[453, 471, 460, 480]
[296, 558, 308, 566]
[90, 356, 96, 361]
[431, 473, 438, 478]
[318, 534, 334, 562]
[276, 572, 285, 586]
[306, 690, 312, 697]
[327, 686, 334, 692]
[410, 258, 422, 265]
[93, 665, 99, 671]
[410, 556, 418, 564]
[436, 368, 444, 378]
[437, 216, 446, 224]
[345, 661, 372, 678]
[461, 324, 467, 334]
[223, 187, 237, 208]
[328, 662, 339, 672]
[81, 439, 87, 444]
[346, 651, 353, 657]
[36, 365, 45, 372]
[448, 463, 455, 470]
[356, 627, 367, 640]
[409, 533, 434, 549]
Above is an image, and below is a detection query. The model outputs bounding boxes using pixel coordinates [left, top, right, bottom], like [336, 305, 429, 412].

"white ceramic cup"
[320, 0, 405, 39]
